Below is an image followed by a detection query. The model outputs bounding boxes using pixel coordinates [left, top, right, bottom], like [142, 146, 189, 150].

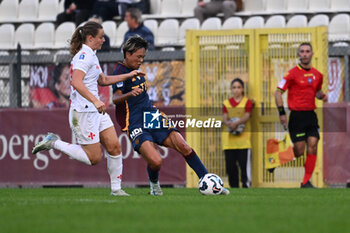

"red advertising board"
[323, 103, 350, 184]
[0, 107, 186, 187]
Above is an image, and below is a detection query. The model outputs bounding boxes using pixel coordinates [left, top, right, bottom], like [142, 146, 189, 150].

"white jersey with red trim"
[70, 44, 103, 112]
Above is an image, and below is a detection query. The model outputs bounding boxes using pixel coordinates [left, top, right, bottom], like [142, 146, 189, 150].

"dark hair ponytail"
[69, 21, 103, 58]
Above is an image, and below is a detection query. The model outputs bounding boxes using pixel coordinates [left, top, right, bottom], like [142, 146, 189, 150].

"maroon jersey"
[277, 64, 323, 111]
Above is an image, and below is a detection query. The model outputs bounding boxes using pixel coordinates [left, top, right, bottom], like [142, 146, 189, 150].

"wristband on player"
[277, 106, 286, 116]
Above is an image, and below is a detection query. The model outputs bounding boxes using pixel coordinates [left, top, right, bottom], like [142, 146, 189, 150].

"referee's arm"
[316, 90, 328, 102]
[275, 89, 287, 129]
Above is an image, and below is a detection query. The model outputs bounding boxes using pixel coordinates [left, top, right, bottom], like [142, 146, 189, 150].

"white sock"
[107, 153, 123, 191]
[53, 140, 91, 165]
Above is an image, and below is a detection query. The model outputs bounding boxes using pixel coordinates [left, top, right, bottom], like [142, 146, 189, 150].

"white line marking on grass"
[2, 198, 120, 206]
[76, 198, 119, 203]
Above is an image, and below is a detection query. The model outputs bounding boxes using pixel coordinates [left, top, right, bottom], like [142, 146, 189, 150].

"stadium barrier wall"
[0, 107, 186, 187]
[323, 102, 350, 185]
[0, 51, 187, 187]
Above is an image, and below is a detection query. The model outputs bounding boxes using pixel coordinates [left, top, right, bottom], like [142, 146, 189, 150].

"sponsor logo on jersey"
[79, 53, 85, 60]
[130, 128, 143, 140]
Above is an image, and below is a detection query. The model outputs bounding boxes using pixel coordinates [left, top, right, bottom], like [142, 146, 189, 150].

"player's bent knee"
[181, 144, 193, 156]
[90, 156, 102, 165]
[293, 149, 304, 157]
[307, 146, 317, 155]
[84, 148, 103, 165]
[149, 157, 162, 171]
[107, 143, 121, 155]
[173, 135, 192, 155]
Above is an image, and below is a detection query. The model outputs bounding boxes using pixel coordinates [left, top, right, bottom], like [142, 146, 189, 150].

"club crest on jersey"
[79, 52, 86, 60]
[88, 132, 95, 140]
[308, 77, 313, 83]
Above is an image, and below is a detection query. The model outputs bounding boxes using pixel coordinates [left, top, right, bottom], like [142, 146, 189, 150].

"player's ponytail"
[69, 21, 103, 58]
[70, 26, 84, 58]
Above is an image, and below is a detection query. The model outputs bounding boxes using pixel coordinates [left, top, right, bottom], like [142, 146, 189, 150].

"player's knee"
[307, 145, 317, 154]
[149, 157, 162, 171]
[90, 156, 102, 165]
[109, 143, 122, 155]
[177, 141, 192, 156]
[293, 148, 304, 157]
[105, 141, 122, 155]
[182, 147, 193, 157]
[84, 149, 102, 165]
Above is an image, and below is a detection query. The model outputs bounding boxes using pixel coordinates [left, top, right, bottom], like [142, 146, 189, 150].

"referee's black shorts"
[288, 110, 320, 143]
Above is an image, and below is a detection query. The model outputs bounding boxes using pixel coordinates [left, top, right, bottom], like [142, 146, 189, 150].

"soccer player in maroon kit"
[275, 42, 328, 188]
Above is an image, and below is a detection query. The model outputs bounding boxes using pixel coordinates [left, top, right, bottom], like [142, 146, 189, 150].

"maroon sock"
[302, 154, 317, 185]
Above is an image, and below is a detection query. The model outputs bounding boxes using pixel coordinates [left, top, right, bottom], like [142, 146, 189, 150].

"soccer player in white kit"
[32, 21, 144, 196]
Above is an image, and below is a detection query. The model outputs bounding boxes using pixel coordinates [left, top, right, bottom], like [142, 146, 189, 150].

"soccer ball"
[228, 117, 245, 135]
[198, 173, 224, 195]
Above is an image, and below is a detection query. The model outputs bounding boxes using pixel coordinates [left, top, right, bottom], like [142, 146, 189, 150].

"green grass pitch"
[0, 188, 349, 233]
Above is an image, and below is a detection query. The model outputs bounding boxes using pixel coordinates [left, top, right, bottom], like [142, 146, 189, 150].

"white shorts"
[69, 108, 114, 145]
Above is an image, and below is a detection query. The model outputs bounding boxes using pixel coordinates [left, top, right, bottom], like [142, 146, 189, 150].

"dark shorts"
[288, 111, 320, 143]
[128, 114, 178, 153]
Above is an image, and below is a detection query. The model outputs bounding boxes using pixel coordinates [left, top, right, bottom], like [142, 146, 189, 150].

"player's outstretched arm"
[71, 69, 106, 114]
[98, 70, 145, 86]
[112, 88, 143, 104]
